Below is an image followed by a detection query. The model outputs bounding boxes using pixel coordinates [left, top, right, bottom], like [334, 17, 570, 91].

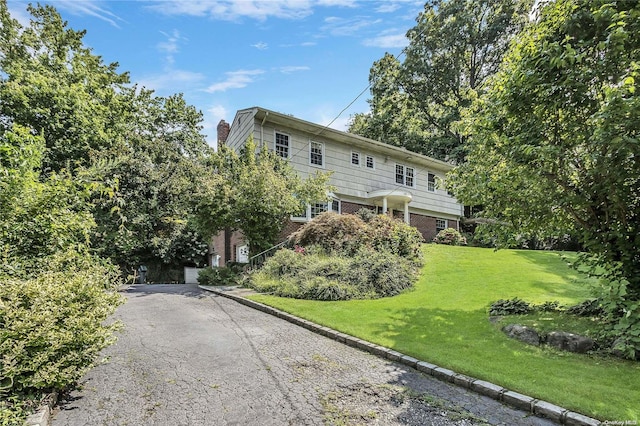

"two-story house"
[212, 106, 463, 265]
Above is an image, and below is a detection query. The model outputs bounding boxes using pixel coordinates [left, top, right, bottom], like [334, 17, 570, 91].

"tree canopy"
[449, 0, 640, 357]
[349, 0, 532, 163]
[193, 137, 331, 256]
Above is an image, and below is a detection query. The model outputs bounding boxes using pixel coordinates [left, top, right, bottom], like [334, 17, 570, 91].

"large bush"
[289, 212, 424, 264]
[433, 228, 467, 246]
[288, 212, 369, 256]
[249, 246, 418, 300]
[0, 251, 123, 396]
[197, 266, 240, 286]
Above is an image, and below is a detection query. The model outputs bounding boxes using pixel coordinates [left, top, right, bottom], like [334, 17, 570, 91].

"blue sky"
[6, 0, 425, 147]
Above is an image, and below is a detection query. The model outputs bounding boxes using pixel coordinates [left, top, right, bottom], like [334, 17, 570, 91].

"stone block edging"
[200, 286, 602, 426]
[24, 392, 57, 426]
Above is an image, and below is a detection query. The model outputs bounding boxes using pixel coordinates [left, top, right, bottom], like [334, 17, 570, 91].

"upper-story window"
[427, 173, 436, 192]
[396, 164, 415, 187]
[366, 155, 375, 169]
[351, 151, 360, 166]
[310, 141, 324, 166]
[275, 132, 289, 158]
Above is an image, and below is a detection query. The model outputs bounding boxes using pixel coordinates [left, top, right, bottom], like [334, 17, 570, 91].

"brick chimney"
[217, 119, 230, 144]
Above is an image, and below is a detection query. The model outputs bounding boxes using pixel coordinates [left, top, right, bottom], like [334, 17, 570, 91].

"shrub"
[534, 301, 561, 312]
[489, 298, 532, 316]
[349, 248, 417, 298]
[367, 215, 424, 263]
[290, 211, 424, 264]
[197, 267, 239, 286]
[433, 228, 467, 246]
[248, 245, 418, 300]
[289, 212, 369, 255]
[354, 207, 377, 223]
[566, 299, 605, 317]
[0, 251, 123, 396]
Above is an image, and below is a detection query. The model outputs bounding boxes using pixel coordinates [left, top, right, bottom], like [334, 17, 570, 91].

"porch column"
[404, 201, 410, 224]
[382, 197, 388, 214]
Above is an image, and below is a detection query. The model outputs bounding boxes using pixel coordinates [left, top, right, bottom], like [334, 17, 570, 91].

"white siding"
[224, 108, 463, 220]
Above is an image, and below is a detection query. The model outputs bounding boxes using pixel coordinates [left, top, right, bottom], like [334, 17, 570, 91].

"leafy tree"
[1, 2, 213, 274]
[449, 0, 640, 357]
[0, 126, 96, 267]
[0, 1, 130, 172]
[350, 0, 532, 163]
[90, 90, 213, 272]
[194, 137, 331, 256]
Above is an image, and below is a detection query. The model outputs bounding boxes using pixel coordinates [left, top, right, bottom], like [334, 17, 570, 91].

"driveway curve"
[52, 284, 554, 426]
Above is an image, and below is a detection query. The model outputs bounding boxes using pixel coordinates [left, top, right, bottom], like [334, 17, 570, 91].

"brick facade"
[211, 229, 246, 265]
[211, 203, 459, 264]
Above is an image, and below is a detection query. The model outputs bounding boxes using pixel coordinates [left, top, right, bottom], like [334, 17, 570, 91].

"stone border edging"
[24, 392, 57, 426]
[200, 285, 602, 426]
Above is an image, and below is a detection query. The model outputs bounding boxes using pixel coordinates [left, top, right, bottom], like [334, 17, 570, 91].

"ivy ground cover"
[249, 245, 640, 421]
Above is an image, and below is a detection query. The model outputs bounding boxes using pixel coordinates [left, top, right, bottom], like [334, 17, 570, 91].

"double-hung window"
[436, 218, 447, 232]
[351, 151, 360, 166]
[275, 132, 289, 158]
[395, 164, 415, 187]
[310, 141, 324, 166]
[427, 173, 436, 192]
[365, 155, 375, 169]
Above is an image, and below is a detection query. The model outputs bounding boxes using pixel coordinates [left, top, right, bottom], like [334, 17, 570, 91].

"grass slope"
[249, 245, 640, 421]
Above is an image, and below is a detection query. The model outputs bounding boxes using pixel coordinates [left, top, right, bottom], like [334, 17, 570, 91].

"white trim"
[309, 140, 324, 167]
[395, 163, 415, 188]
[274, 131, 290, 159]
[436, 218, 448, 231]
[365, 154, 375, 169]
[351, 151, 361, 166]
[427, 172, 436, 192]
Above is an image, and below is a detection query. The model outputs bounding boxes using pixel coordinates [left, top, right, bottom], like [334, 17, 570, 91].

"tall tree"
[194, 137, 331, 256]
[449, 0, 640, 357]
[90, 89, 213, 273]
[0, 2, 213, 276]
[0, 1, 130, 172]
[350, 0, 532, 163]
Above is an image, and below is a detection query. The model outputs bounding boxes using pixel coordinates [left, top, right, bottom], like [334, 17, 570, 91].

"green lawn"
[249, 245, 640, 421]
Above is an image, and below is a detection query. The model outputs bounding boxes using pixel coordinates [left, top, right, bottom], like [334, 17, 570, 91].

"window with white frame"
[436, 218, 447, 232]
[396, 164, 415, 187]
[351, 151, 360, 166]
[310, 141, 323, 166]
[292, 197, 341, 221]
[427, 173, 436, 192]
[366, 155, 375, 169]
[275, 132, 289, 158]
[310, 202, 328, 218]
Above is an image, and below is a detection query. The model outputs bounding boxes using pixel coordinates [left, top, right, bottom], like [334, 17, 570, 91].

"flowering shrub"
[433, 228, 467, 246]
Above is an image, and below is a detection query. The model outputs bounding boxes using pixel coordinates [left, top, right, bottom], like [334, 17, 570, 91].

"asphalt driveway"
[52, 284, 554, 426]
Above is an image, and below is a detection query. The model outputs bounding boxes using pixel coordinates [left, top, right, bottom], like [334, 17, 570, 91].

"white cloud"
[321, 16, 381, 37]
[157, 29, 186, 65]
[138, 70, 206, 94]
[55, 0, 124, 28]
[280, 41, 317, 48]
[149, 0, 315, 21]
[251, 41, 268, 50]
[317, 0, 358, 7]
[205, 69, 265, 93]
[278, 66, 310, 74]
[363, 30, 408, 49]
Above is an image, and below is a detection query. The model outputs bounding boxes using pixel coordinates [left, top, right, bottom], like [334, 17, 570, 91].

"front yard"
[249, 245, 640, 421]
